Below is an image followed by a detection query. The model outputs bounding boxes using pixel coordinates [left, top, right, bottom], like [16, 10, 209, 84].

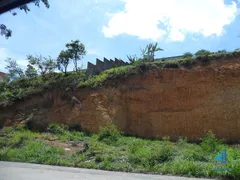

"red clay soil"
[1, 59, 240, 142]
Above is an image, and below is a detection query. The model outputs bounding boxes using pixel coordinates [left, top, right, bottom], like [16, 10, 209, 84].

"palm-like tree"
[140, 42, 163, 62]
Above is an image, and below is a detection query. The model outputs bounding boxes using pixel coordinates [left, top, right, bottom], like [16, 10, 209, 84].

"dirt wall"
[1, 59, 240, 142]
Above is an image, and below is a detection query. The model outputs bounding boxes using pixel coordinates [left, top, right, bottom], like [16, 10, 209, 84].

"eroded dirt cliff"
[1, 59, 240, 142]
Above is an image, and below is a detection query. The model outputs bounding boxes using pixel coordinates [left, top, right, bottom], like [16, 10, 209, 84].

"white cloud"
[103, 0, 238, 41]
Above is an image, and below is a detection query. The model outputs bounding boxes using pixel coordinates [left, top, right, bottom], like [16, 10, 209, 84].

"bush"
[182, 52, 193, 58]
[0, 71, 87, 103]
[179, 58, 196, 67]
[200, 131, 222, 153]
[195, 49, 212, 57]
[95, 154, 104, 163]
[47, 123, 69, 135]
[183, 146, 210, 162]
[98, 124, 121, 145]
[128, 142, 176, 168]
[163, 60, 180, 68]
[152, 144, 176, 163]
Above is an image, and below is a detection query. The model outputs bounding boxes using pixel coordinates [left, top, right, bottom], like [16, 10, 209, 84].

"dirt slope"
[1, 59, 240, 142]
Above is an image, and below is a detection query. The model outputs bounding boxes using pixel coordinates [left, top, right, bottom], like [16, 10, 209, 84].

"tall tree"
[5, 58, 24, 79]
[25, 64, 38, 78]
[1, 0, 50, 39]
[66, 40, 86, 72]
[57, 50, 71, 74]
[27, 54, 56, 75]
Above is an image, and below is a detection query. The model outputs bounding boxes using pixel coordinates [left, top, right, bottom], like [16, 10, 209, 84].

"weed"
[47, 123, 69, 134]
[0, 125, 239, 179]
[98, 124, 121, 145]
[200, 131, 222, 153]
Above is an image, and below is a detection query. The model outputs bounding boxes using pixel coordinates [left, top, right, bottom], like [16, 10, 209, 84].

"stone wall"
[87, 57, 129, 76]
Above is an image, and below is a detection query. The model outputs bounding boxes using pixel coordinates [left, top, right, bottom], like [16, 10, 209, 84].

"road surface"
[0, 161, 214, 180]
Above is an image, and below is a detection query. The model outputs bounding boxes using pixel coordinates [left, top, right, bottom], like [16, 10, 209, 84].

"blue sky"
[1, 0, 240, 72]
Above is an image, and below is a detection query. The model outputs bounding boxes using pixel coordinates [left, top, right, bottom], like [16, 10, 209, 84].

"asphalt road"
[0, 161, 214, 180]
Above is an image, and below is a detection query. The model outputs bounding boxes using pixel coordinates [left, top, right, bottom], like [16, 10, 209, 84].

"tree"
[195, 49, 211, 57]
[149, 42, 163, 60]
[57, 50, 71, 74]
[0, 24, 12, 39]
[5, 58, 24, 79]
[217, 50, 227, 53]
[65, 40, 86, 72]
[1, 0, 50, 39]
[27, 54, 56, 75]
[140, 42, 163, 62]
[182, 52, 193, 58]
[25, 64, 38, 78]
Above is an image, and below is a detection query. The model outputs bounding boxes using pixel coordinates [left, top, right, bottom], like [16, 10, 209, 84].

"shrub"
[128, 142, 176, 169]
[95, 154, 104, 163]
[163, 60, 180, 68]
[195, 49, 211, 57]
[182, 52, 193, 58]
[179, 58, 195, 67]
[126, 55, 138, 65]
[183, 146, 210, 162]
[152, 144, 176, 163]
[128, 147, 153, 168]
[46, 123, 69, 135]
[200, 131, 222, 153]
[133, 59, 143, 65]
[177, 137, 188, 147]
[217, 50, 227, 53]
[98, 124, 121, 145]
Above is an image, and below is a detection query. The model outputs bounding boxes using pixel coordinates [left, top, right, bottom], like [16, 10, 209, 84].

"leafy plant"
[200, 131, 223, 153]
[126, 55, 138, 65]
[98, 124, 121, 145]
[47, 123, 69, 135]
[140, 42, 163, 62]
[27, 54, 57, 75]
[65, 40, 86, 72]
[182, 52, 193, 58]
[57, 50, 71, 74]
[25, 64, 38, 79]
[5, 58, 24, 79]
[195, 49, 211, 57]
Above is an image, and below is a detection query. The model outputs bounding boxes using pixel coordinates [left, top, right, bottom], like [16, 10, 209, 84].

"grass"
[0, 124, 240, 179]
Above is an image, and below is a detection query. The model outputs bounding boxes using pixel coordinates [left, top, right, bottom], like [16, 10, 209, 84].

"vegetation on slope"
[1, 47, 240, 105]
[0, 124, 239, 179]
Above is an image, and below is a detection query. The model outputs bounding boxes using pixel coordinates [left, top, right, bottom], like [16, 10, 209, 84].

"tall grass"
[0, 124, 239, 179]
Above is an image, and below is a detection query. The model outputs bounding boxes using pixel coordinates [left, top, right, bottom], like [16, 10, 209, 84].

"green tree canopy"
[57, 50, 71, 74]
[4, 58, 24, 79]
[195, 49, 211, 57]
[65, 40, 86, 72]
[25, 64, 38, 79]
[27, 54, 56, 75]
[182, 52, 193, 58]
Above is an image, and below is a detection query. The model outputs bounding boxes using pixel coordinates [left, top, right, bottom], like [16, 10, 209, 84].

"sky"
[1, 0, 240, 72]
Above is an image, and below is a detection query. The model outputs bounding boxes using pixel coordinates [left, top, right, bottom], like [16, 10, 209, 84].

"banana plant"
[149, 42, 164, 61]
[140, 42, 164, 62]
[126, 55, 137, 64]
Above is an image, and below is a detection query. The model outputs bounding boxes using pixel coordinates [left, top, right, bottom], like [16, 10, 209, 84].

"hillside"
[1, 51, 240, 142]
